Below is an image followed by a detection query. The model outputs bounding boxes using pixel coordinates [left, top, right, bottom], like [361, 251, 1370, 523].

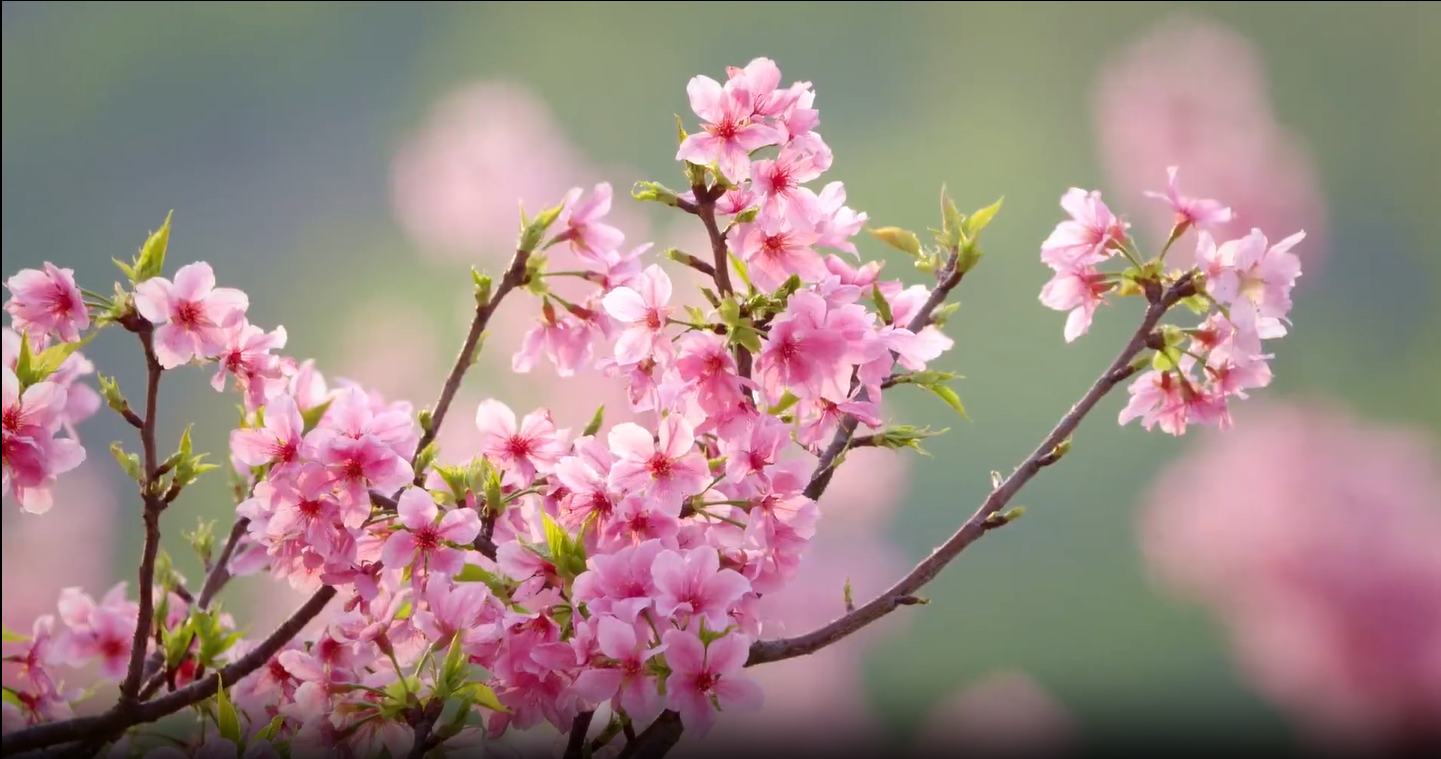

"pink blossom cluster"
[1039, 168, 1305, 435]
[3, 264, 99, 512]
[2, 55, 1309, 759]
[1139, 403, 1441, 750]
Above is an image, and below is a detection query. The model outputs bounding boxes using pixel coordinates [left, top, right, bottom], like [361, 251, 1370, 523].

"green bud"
[582, 405, 606, 438]
[132, 211, 174, 283]
[98, 374, 127, 414]
[472, 269, 493, 308]
[633, 181, 683, 208]
[868, 226, 922, 258]
[111, 442, 144, 482]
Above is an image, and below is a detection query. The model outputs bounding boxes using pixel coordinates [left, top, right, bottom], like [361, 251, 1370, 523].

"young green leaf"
[867, 227, 922, 258]
[582, 405, 606, 438]
[215, 674, 242, 744]
[132, 211, 174, 283]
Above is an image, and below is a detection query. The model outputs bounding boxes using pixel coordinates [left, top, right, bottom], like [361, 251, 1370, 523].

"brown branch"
[117, 325, 166, 707]
[563, 710, 595, 759]
[410, 248, 533, 473]
[615, 711, 684, 759]
[405, 696, 446, 759]
[196, 518, 249, 610]
[3, 586, 338, 755]
[804, 257, 968, 501]
[748, 275, 1196, 667]
[692, 186, 732, 297]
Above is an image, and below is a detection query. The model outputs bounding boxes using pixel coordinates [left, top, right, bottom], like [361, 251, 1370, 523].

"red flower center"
[414, 527, 440, 552]
[646, 453, 673, 480]
[505, 435, 533, 460]
[175, 300, 204, 328]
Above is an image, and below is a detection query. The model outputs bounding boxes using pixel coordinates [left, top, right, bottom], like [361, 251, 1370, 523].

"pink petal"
[713, 674, 764, 711]
[396, 487, 437, 530]
[132, 278, 172, 324]
[703, 633, 750, 674]
[659, 629, 704, 676]
[381, 531, 419, 570]
[601, 287, 649, 323]
[171, 262, 216, 303]
[571, 669, 623, 706]
[474, 399, 518, 439]
[607, 423, 655, 461]
[437, 507, 481, 544]
[151, 324, 195, 369]
[595, 616, 637, 660]
[685, 75, 725, 123]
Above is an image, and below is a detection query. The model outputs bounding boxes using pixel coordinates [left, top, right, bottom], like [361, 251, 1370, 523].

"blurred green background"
[4, 0, 1439, 752]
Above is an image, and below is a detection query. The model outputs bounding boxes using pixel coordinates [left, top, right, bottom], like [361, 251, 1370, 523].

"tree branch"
[749, 276, 1195, 666]
[615, 711, 684, 759]
[805, 256, 967, 501]
[563, 710, 595, 759]
[117, 325, 166, 707]
[692, 187, 732, 297]
[410, 248, 532, 470]
[196, 518, 249, 610]
[3, 586, 338, 755]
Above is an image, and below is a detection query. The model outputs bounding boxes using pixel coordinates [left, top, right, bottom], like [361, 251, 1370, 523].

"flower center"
[505, 435, 533, 460]
[695, 671, 719, 693]
[100, 636, 127, 660]
[646, 453, 673, 480]
[645, 309, 663, 331]
[414, 527, 440, 552]
[175, 300, 204, 328]
[343, 459, 365, 481]
[2, 407, 20, 432]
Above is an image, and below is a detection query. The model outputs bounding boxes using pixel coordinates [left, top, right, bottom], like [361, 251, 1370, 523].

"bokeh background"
[4, 1, 1439, 755]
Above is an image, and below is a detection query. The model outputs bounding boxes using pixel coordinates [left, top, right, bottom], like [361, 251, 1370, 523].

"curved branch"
[2, 587, 338, 755]
[118, 325, 166, 707]
[749, 276, 1195, 666]
[196, 518, 250, 610]
[410, 248, 532, 469]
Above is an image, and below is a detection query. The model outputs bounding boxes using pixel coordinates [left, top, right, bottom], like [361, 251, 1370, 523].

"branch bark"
[2, 586, 338, 755]
[615, 711, 684, 759]
[410, 248, 532, 470]
[117, 325, 165, 707]
[196, 518, 250, 610]
[747, 276, 1195, 666]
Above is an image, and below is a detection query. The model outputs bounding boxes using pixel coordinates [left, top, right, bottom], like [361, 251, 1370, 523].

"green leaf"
[962, 197, 1003, 243]
[413, 441, 440, 479]
[257, 714, 286, 742]
[454, 563, 514, 598]
[870, 285, 893, 325]
[459, 682, 509, 714]
[1151, 350, 1177, 372]
[728, 253, 753, 291]
[484, 462, 504, 517]
[110, 442, 144, 482]
[922, 382, 969, 418]
[98, 375, 127, 414]
[300, 399, 333, 434]
[519, 200, 565, 251]
[582, 405, 605, 438]
[16, 332, 96, 387]
[733, 325, 763, 355]
[133, 211, 174, 283]
[1178, 293, 1211, 315]
[631, 181, 682, 208]
[939, 185, 965, 250]
[162, 616, 196, 669]
[717, 298, 741, 327]
[2, 625, 30, 643]
[472, 269, 493, 308]
[113, 257, 136, 281]
[870, 425, 948, 454]
[215, 673, 242, 744]
[867, 227, 922, 258]
[542, 513, 587, 580]
[767, 390, 800, 416]
[178, 424, 195, 459]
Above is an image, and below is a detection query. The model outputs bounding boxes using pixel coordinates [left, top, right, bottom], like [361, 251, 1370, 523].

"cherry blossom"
[133, 262, 249, 369]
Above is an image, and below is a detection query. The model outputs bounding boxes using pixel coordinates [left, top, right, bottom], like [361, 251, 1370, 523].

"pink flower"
[724, 57, 802, 119]
[812, 182, 867, 256]
[651, 545, 750, 632]
[606, 416, 709, 512]
[1039, 188, 1130, 269]
[3, 368, 86, 514]
[734, 216, 825, 292]
[661, 629, 762, 737]
[556, 183, 626, 261]
[755, 291, 849, 404]
[1145, 166, 1234, 233]
[55, 583, 138, 680]
[1038, 264, 1111, 343]
[1197, 229, 1305, 326]
[749, 146, 823, 222]
[229, 393, 303, 477]
[914, 672, 1078, 757]
[211, 319, 292, 412]
[569, 616, 666, 723]
[475, 399, 567, 483]
[4, 263, 88, 343]
[303, 433, 413, 526]
[381, 488, 480, 578]
[133, 262, 249, 369]
[677, 76, 784, 183]
[571, 540, 666, 624]
[601, 264, 674, 366]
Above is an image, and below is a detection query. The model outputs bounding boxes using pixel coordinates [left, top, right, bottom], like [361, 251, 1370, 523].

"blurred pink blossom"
[333, 297, 444, 403]
[1, 462, 120, 634]
[391, 81, 650, 266]
[1139, 401, 1441, 750]
[1093, 14, 1328, 270]
[913, 671, 1078, 757]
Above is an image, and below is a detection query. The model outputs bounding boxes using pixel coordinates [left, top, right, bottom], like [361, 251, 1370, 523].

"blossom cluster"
[1038, 167, 1304, 435]
[3, 56, 1305, 759]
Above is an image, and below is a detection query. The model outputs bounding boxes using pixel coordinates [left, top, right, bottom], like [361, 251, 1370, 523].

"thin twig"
[117, 324, 165, 708]
[3, 586, 338, 755]
[196, 518, 249, 610]
[747, 276, 1196, 666]
[410, 248, 532, 473]
[805, 257, 968, 501]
